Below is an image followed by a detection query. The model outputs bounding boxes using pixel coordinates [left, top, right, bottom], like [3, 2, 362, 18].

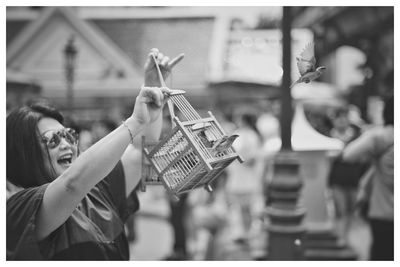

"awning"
[7, 69, 41, 87]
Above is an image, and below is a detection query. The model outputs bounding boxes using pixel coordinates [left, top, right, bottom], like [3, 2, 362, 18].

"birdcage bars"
[184, 112, 238, 161]
[140, 138, 162, 192]
[143, 116, 212, 180]
[142, 113, 242, 198]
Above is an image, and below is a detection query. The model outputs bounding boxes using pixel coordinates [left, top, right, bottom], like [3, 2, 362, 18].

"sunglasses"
[41, 128, 78, 149]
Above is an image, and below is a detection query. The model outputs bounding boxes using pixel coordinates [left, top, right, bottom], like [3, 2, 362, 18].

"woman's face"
[37, 117, 78, 180]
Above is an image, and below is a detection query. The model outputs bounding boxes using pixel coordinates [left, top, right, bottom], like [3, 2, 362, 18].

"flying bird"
[211, 134, 239, 155]
[290, 43, 326, 89]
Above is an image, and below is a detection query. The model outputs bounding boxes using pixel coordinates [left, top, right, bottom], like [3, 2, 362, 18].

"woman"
[327, 108, 367, 245]
[342, 95, 394, 260]
[6, 49, 184, 260]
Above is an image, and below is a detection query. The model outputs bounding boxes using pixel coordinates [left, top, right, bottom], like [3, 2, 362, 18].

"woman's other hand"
[144, 48, 184, 87]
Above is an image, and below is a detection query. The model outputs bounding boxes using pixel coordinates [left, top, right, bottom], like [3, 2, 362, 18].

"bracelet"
[122, 120, 134, 144]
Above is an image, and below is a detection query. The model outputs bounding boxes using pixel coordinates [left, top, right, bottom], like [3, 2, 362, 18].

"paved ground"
[128, 188, 371, 261]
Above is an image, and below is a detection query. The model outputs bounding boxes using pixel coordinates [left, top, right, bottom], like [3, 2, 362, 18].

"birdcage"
[139, 139, 162, 192]
[140, 54, 243, 200]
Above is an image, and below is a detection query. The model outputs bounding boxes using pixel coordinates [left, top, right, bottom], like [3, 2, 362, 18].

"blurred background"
[6, 6, 394, 261]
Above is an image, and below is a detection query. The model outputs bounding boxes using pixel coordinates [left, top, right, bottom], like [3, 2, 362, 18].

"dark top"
[328, 157, 368, 188]
[328, 124, 368, 188]
[7, 161, 139, 260]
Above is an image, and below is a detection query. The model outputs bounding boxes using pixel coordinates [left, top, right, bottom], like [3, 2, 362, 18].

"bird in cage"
[210, 134, 239, 155]
[198, 128, 218, 148]
[290, 42, 326, 89]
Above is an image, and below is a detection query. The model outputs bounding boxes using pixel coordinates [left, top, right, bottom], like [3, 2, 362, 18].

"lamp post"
[265, 7, 306, 260]
[280, 7, 293, 151]
[64, 35, 77, 115]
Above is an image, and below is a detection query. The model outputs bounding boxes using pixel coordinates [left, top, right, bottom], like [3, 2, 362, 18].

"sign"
[224, 29, 313, 85]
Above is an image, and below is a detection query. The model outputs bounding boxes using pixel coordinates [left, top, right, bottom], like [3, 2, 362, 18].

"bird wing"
[296, 43, 316, 76]
[212, 136, 228, 150]
[212, 134, 238, 152]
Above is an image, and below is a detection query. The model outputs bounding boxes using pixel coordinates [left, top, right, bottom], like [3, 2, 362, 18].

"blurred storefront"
[6, 69, 41, 113]
[6, 6, 218, 121]
[6, 6, 393, 122]
[208, 28, 313, 113]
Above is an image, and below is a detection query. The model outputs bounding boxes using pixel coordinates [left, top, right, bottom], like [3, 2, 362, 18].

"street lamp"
[64, 35, 78, 114]
[265, 7, 306, 260]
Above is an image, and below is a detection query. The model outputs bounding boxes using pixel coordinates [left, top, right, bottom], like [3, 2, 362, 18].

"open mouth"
[57, 154, 73, 166]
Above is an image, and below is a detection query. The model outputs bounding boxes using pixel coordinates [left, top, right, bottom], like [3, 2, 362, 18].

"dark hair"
[383, 95, 394, 126]
[240, 113, 263, 141]
[383, 70, 393, 90]
[7, 101, 64, 188]
[332, 107, 348, 118]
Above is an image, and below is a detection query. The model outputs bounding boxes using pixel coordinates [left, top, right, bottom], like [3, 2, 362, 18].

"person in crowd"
[341, 95, 393, 260]
[327, 107, 368, 245]
[91, 118, 118, 143]
[256, 108, 280, 206]
[188, 174, 228, 260]
[165, 194, 189, 260]
[159, 113, 189, 260]
[225, 113, 264, 244]
[77, 128, 93, 152]
[6, 48, 184, 260]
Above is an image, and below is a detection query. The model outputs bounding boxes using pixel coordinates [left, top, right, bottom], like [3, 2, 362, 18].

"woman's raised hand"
[130, 49, 185, 125]
[132, 86, 171, 125]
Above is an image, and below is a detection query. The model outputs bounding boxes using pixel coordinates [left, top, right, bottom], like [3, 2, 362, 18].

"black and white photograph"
[4, 2, 396, 262]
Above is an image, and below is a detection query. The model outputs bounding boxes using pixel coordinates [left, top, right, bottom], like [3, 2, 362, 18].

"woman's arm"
[342, 129, 376, 163]
[36, 81, 166, 241]
[121, 115, 162, 197]
[121, 49, 185, 197]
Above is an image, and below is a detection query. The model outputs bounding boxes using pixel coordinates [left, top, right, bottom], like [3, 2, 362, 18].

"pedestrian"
[327, 107, 368, 245]
[165, 194, 190, 260]
[225, 113, 264, 244]
[90, 118, 118, 143]
[6, 48, 184, 260]
[342, 95, 394, 260]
